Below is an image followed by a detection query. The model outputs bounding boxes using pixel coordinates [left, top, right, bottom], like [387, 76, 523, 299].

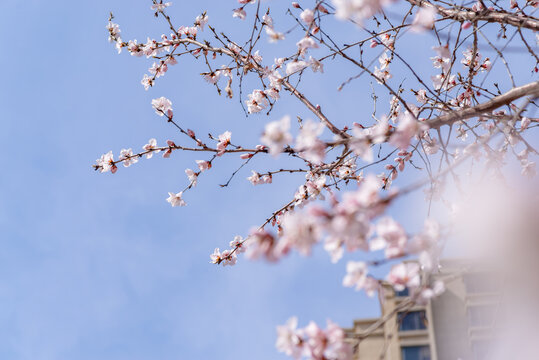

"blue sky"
[0, 1, 536, 359]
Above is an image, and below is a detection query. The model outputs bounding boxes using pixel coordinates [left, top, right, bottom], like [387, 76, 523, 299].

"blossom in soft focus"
[332, 0, 387, 24]
[275, 317, 303, 359]
[342, 261, 368, 290]
[276, 318, 353, 360]
[261, 115, 292, 156]
[296, 120, 326, 164]
[411, 6, 437, 32]
[300, 9, 315, 25]
[390, 112, 426, 150]
[387, 262, 420, 291]
[278, 211, 321, 256]
[371, 216, 407, 258]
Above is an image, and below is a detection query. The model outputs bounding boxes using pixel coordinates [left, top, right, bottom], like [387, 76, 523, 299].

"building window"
[395, 287, 410, 297]
[401, 345, 431, 360]
[398, 310, 428, 331]
[464, 273, 498, 294]
[467, 305, 495, 327]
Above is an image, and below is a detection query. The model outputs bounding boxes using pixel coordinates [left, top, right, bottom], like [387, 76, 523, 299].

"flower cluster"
[96, 2, 539, 358]
[276, 317, 353, 360]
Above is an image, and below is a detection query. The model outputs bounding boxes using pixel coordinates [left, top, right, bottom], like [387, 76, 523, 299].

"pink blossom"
[210, 248, 222, 264]
[151, 97, 173, 117]
[264, 88, 280, 101]
[431, 72, 456, 90]
[342, 261, 368, 290]
[143, 138, 160, 159]
[389, 112, 426, 150]
[300, 9, 315, 25]
[276, 319, 353, 360]
[247, 170, 262, 185]
[166, 191, 186, 207]
[265, 27, 285, 42]
[355, 174, 383, 208]
[296, 37, 319, 54]
[246, 171, 271, 185]
[96, 151, 117, 174]
[278, 211, 321, 256]
[165, 56, 177, 66]
[411, 6, 437, 32]
[324, 320, 354, 360]
[246, 89, 268, 113]
[430, 55, 450, 72]
[422, 132, 439, 155]
[296, 120, 326, 164]
[196, 160, 211, 172]
[232, 8, 247, 20]
[185, 168, 198, 186]
[336, 158, 357, 179]
[245, 230, 278, 261]
[216, 131, 231, 156]
[415, 280, 445, 305]
[163, 140, 176, 158]
[416, 89, 428, 103]
[141, 74, 154, 90]
[186, 26, 198, 37]
[309, 57, 324, 73]
[229, 235, 246, 254]
[333, 0, 386, 24]
[203, 71, 221, 84]
[142, 38, 158, 57]
[262, 13, 274, 27]
[304, 321, 326, 359]
[378, 52, 391, 69]
[371, 216, 407, 258]
[350, 129, 373, 162]
[195, 13, 208, 30]
[387, 262, 420, 291]
[363, 277, 380, 297]
[220, 249, 237, 266]
[149, 62, 167, 78]
[275, 317, 303, 359]
[373, 66, 392, 83]
[521, 159, 536, 178]
[127, 40, 143, 57]
[251, 50, 263, 64]
[286, 60, 308, 75]
[119, 148, 138, 167]
[261, 115, 293, 156]
[151, 2, 172, 12]
[432, 44, 451, 60]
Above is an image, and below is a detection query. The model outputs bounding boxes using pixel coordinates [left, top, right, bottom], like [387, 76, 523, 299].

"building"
[345, 259, 499, 360]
